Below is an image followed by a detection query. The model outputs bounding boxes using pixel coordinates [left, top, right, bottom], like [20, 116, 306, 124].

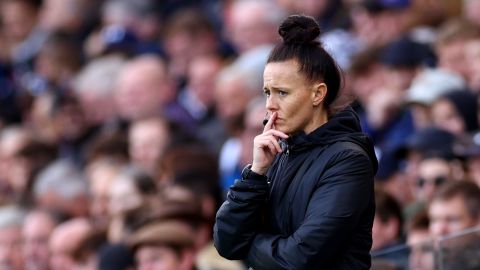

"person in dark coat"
[213, 14, 378, 270]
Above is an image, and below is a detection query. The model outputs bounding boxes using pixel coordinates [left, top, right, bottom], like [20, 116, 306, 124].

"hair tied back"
[278, 15, 321, 45]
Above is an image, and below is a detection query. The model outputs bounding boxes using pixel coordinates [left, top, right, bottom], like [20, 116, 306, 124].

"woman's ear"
[312, 83, 327, 106]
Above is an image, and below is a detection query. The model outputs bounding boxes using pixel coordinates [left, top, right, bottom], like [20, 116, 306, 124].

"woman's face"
[263, 59, 322, 134]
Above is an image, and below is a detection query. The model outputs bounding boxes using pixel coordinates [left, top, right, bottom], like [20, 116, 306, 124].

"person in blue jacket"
[214, 14, 378, 270]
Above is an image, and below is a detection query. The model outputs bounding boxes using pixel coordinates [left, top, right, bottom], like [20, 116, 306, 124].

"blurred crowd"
[1, 0, 480, 269]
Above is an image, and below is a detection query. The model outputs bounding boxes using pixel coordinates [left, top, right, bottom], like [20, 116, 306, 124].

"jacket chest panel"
[268, 150, 328, 235]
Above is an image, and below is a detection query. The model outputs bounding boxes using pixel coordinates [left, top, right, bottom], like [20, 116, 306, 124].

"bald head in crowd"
[115, 55, 176, 121]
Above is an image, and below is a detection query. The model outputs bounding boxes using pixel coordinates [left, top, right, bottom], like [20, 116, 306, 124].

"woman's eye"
[279, 91, 287, 96]
[263, 91, 270, 97]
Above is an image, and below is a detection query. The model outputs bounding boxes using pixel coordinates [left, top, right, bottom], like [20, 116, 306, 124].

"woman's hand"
[251, 112, 288, 175]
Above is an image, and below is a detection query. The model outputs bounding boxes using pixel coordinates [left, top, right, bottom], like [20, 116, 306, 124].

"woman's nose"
[266, 95, 278, 111]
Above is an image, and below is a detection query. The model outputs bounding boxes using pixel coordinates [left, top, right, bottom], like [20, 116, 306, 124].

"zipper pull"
[279, 140, 290, 156]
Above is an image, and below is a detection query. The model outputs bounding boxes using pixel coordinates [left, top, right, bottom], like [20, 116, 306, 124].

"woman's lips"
[273, 118, 282, 126]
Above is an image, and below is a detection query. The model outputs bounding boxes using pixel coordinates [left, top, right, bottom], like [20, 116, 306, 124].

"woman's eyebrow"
[264, 86, 288, 91]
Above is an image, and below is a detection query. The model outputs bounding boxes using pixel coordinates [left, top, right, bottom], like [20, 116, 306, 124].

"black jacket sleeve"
[213, 176, 270, 259]
[214, 148, 374, 270]
[245, 150, 374, 270]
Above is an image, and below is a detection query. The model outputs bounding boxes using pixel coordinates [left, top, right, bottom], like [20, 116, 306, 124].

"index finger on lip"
[263, 112, 277, 132]
[267, 129, 288, 139]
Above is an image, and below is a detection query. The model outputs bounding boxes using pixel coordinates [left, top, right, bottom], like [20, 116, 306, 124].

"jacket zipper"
[268, 140, 289, 197]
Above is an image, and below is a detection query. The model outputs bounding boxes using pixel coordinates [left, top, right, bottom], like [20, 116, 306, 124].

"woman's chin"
[275, 125, 290, 135]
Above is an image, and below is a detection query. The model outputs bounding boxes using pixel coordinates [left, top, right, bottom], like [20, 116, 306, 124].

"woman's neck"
[303, 108, 329, 134]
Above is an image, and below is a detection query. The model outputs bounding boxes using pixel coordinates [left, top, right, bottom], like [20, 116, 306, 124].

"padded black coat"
[214, 107, 378, 270]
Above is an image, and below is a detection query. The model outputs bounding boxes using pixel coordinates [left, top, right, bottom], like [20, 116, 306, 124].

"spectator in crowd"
[71, 229, 107, 270]
[374, 148, 412, 207]
[149, 185, 213, 251]
[108, 0, 162, 44]
[128, 220, 197, 270]
[33, 160, 89, 219]
[84, 132, 129, 165]
[38, 0, 95, 38]
[50, 93, 99, 167]
[97, 242, 135, 270]
[405, 153, 464, 222]
[464, 34, 480, 93]
[0, 71, 22, 127]
[428, 181, 480, 270]
[462, 0, 480, 27]
[27, 92, 100, 166]
[128, 116, 172, 177]
[371, 188, 407, 269]
[405, 68, 466, 129]
[359, 36, 434, 156]
[413, 156, 456, 203]
[379, 36, 436, 90]
[49, 218, 93, 270]
[0, 125, 32, 203]
[72, 55, 126, 127]
[435, 18, 480, 80]
[108, 166, 157, 243]
[430, 90, 479, 136]
[398, 127, 458, 210]
[28, 92, 60, 143]
[85, 158, 125, 230]
[84, 0, 163, 59]
[162, 8, 221, 82]
[456, 135, 480, 186]
[150, 185, 246, 270]
[22, 209, 59, 270]
[217, 97, 266, 193]
[225, 0, 285, 53]
[114, 54, 190, 128]
[8, 139, 57, 207]
[157, 145, 221, 221]
[428, 180, 480, 238]
[0, 205, 25, 270]
[178, 53, 226, 152]
[0, 0, 46, 66]
[406, 210, 434, 270]
[32, 32, 84, 94]
[294, 0, 350, 32]
[214, 45, 270, 131]
[348, 0, 413, 49]
[348, 47, 385, 113]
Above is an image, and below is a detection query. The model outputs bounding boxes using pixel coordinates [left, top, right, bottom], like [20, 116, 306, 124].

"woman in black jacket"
[214, 14, 378, 270]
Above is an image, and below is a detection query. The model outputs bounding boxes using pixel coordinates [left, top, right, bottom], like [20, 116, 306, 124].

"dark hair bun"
[278, 15, 321, 45]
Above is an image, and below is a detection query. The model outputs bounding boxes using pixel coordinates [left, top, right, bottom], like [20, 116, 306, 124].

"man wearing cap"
[128, 220, 197, 270]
